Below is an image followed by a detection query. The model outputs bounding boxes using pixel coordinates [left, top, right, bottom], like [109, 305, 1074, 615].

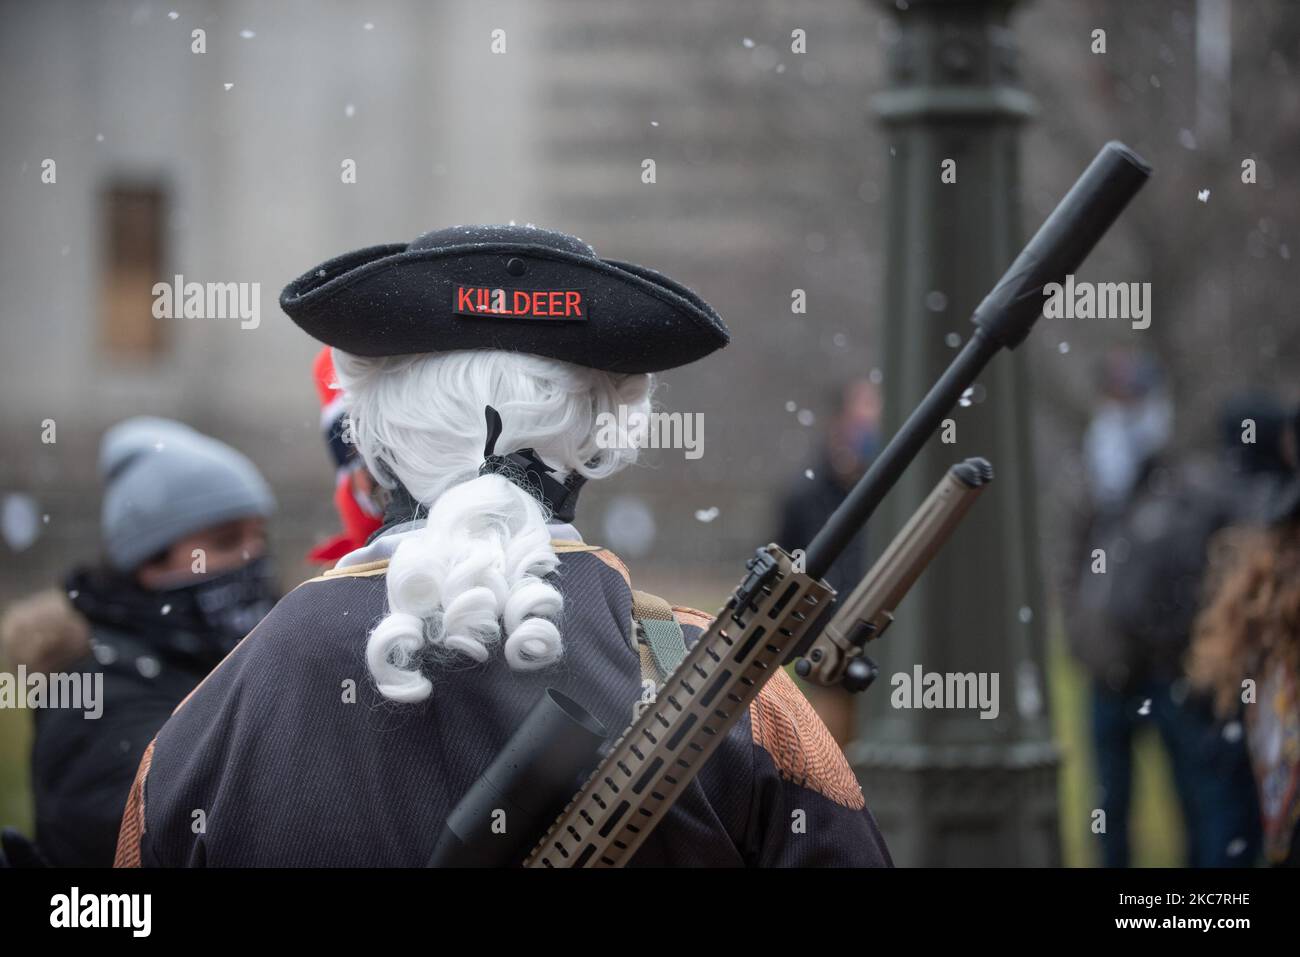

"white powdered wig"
[333, 348, 653, 703]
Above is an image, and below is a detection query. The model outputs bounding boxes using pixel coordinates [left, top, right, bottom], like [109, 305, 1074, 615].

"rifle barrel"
[804, 141, 1150, 581]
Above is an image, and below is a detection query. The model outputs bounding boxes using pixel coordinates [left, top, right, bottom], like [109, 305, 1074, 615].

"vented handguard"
[523, 545, 833, 868]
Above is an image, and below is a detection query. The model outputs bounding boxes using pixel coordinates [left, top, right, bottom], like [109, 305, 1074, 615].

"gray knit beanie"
[100, 417, 276, 572]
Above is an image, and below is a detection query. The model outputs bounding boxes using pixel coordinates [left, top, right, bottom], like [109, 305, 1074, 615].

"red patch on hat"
[453, 285, 587, 321]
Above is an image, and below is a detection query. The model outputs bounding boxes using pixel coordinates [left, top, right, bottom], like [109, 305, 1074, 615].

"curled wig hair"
[332, 348, 653, 703]
[1189, 520, 1300, 716]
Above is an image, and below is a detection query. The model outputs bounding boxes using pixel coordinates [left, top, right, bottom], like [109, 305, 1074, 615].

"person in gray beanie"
[7, 417, 277, 867]
[98, 416, 276, 578]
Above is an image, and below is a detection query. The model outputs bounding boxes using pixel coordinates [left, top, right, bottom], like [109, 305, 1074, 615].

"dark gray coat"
[118, 544, 891, 868]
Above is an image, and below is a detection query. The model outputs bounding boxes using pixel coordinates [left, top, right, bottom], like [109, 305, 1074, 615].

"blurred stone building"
[0, 0, 889, 602]
[1, 0, 1295, 608]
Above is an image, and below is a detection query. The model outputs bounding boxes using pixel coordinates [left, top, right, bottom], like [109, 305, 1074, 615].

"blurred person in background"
[2, 346, 375, 866]
[306, 346, 384, 566]
[774, 377, 881, 742]
[1191, 403, 1300, 866]
[776, 377, 880, 596]
[0, 417, 276, 866]
[1067, 351, 1262, 867]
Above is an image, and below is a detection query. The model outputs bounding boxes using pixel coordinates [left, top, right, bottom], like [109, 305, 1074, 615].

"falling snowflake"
[694, 507, 720, 523]
[1017, 660, 1043, 718]
[945, 332, 962, 348]
[796, 409, 816, 427]
[160, 604, 172, 616]
[345, 103, 356, 118]
[1058, 342, 1070, 354]
[1222, 721, 1243, 743]
[784, 400, 798, 413]
[363, 21, 375, 31]
[1137, 698, 1152, 716]
[603, 495, 657, 558]
[804, 469, 815, 480]
[959, 387, 974, 408]
[1226, 837, 1248, 858]
[2, 493, 41, 551]
[1018, 606, 1033, 624]
[136, 656, 162, 679]
[925, 290, 948, 312]
[240, 29, 256, 39]
[1197, 188, 1210, 203]
[223, 83, 235, 91]
[742, 37, 755, 49]
[168, 11, 179, 20]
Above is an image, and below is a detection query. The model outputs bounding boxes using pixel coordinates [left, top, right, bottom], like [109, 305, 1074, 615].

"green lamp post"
[849, 0, 1061, 866]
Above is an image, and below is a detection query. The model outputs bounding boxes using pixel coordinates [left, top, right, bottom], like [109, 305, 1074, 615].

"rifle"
[429, 454, 995, 867]
[429, 141, 1151, 868]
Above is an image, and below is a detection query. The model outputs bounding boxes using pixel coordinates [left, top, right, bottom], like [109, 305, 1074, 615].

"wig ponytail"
[332, 349, 652, 702]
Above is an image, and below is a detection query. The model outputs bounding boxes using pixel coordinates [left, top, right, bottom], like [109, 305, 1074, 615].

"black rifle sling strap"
[631, 590, 687, 685]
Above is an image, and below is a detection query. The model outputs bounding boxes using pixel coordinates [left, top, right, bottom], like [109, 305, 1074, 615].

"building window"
[100, 182, 167, 358]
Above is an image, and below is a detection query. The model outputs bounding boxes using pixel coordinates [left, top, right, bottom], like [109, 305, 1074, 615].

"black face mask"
[69, 555, 281, 670]
[155, 555, 280, 655]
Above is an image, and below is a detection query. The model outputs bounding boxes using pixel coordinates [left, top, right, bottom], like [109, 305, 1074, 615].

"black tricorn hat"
[279, 224, 730, 374]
